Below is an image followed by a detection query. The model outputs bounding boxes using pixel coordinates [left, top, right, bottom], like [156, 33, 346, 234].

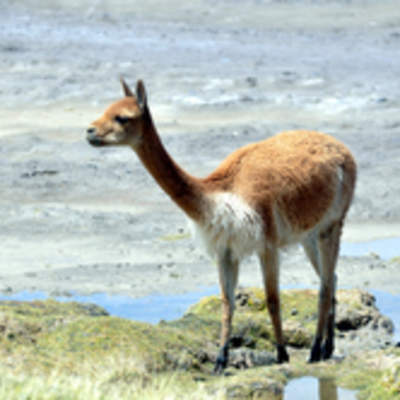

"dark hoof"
[321, 341, 334, 360]
[308, 347, 322, 363]
[277, 344, 290, 364]
[308, 342, 322, 363]
[214, 345, 229, 374]
[308, 354, 321, 363]
[213, 359, 227, 375]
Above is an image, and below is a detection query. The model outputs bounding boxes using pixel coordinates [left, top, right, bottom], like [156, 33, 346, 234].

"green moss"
[0, 300, 209, 376]
[25, 316, 208, 375]
[0, 299, 107, 347]
[187, 295, 222, 316]
[167, 313, 221, 343]
[186, 288, 318, 349]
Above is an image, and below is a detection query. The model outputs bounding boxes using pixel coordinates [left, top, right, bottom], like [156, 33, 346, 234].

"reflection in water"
[284, 377, 357, 400]
[319, 379, 338, 400]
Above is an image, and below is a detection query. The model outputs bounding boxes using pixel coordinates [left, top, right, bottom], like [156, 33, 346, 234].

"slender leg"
[259, 247, 289, 363]
[322, 278, 337, 360]
[302, 233, 321, 278]
[309, 221, 342, 362]
[302, 234, 323, 361]
[322, 223, 342, 360]
[304, 232, 337, 358]
[214, 248, 239, 374]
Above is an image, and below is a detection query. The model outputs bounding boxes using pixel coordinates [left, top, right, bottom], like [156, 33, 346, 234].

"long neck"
[132, 106, 206, 221]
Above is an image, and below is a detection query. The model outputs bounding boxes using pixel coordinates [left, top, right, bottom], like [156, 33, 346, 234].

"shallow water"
[372, 289, 400, 343]
[342, 237, 400, 260]
[284, 377, 357, 400]
[0, 286, 219, 324]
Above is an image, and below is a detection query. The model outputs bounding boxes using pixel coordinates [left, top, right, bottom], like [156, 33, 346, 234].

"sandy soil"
[1, 0, 400, 298]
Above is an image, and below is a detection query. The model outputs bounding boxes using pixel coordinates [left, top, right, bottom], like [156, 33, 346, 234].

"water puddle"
[341, 237, 400, 260]
[372, 289, 400, 343]
[284, 377, 357, 400]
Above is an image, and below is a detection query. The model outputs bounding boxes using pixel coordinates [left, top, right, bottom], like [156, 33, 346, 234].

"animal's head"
[86, 79, 148, 148]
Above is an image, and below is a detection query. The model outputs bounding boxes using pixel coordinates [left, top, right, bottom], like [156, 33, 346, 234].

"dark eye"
[115, 115, 131, 125]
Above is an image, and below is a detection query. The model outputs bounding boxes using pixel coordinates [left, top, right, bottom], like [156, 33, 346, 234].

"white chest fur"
[189, 193, 265, 262]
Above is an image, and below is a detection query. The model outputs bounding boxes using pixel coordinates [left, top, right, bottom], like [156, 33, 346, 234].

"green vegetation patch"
[186, 288, 319, 350]
[0, 299, 107, 346]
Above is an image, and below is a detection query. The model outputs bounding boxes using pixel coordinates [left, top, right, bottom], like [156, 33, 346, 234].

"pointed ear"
[120, 76, 134, 97]
[136, 80, 147, 111]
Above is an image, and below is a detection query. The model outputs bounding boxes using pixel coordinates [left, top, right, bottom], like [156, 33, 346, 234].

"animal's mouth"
[86, 135, 105, 147]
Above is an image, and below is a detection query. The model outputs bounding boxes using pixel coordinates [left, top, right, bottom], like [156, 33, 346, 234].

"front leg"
[214, 248, 239, 374]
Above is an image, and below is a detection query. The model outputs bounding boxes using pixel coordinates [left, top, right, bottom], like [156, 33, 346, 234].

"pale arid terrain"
[1, 0, 400, 301]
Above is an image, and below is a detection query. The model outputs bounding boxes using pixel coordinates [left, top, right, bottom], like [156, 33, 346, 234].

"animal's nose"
[86, 126, 98, 142]
[86, 127, 97, 136]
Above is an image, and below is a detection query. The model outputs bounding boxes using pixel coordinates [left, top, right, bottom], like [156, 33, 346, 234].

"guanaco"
[86, 79, 356, 373]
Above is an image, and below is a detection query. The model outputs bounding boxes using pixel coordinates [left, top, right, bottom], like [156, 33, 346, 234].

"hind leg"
[303, 221, 342, 362]
[321, 275, 337, 360]
[320, 223, 341, 360]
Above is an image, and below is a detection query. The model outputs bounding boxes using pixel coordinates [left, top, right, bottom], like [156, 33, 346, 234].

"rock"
[1, 286, 13, 294]
[245, 76, 258, 87]
[335, 290, 394, 354]
[228, 348, 276, 369]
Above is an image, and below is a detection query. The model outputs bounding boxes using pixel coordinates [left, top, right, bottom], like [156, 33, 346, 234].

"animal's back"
[203, 130, 356, 243]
